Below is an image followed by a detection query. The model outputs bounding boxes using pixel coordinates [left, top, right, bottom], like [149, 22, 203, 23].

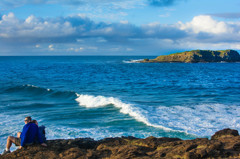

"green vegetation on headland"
[141, 49, 240, 63]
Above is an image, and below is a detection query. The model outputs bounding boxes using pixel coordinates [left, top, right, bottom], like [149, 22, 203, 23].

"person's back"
[35, 125, 46, 143]
[20, 122, 43, 146]
[32, 120, 46, 143]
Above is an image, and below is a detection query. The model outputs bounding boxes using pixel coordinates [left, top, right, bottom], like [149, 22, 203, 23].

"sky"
[0, 0, 240, 55]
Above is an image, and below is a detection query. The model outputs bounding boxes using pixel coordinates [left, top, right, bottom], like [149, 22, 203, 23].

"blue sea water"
[0, 56, 240, 151]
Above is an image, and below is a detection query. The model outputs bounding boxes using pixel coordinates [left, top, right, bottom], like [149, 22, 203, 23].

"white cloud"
[0, 13, 75, 39]
[0, 12, 185, 43]
[68, 47, 84, 52]
[179, 15, 229, 34]
[177, 15, 240, 47]
[78, 47, 84, 51]
[0, 12, 19, 25]
[48, 44, 54, 51]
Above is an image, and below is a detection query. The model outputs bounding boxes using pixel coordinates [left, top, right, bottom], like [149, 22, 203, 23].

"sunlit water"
[0, 56, 240, 151]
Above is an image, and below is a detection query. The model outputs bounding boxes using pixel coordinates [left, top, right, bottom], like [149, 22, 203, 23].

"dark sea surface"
[0, 56, 240, 150]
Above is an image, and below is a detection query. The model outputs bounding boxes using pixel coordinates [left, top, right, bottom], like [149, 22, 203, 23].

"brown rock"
[2, 128, 240, 159]
[211, 128, 239, 140]
[233, 143, 240, 151]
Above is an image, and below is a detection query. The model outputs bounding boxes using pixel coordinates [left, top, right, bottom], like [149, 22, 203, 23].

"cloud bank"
[0, 13, 186, 43]
[1, 13, 240, 55]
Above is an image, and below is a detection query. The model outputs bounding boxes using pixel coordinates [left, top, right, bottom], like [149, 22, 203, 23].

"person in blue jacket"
[3, 116, 47, 154]
[32, 119, 46, 143]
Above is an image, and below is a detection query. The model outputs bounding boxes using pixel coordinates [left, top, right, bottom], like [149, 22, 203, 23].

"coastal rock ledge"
[141, 49, 240, 63]
[2, 128, 240, 159]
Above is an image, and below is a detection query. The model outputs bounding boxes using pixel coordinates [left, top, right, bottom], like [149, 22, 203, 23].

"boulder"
[211, 128, 239, 140]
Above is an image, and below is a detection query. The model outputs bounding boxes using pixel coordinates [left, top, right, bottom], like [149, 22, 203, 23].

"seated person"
[32, 120, 46, 143]
[3, 116, 47, 155]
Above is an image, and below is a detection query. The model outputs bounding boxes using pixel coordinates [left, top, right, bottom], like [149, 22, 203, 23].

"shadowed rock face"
[2, 128, 240, 159]
[141, 50, 240, 63]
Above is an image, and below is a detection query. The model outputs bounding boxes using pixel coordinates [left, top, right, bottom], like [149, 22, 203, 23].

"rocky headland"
[141, 49, 240, 63]
[1, 128, 240, 159]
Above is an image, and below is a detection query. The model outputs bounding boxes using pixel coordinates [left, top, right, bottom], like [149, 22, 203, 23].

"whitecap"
[75, 94, 172, 131]
[154, 104, 240, 137]
[122, 59, 143, 63]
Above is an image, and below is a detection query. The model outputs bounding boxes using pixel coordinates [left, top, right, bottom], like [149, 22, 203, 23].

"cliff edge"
[1, 128, 240, 159]
[142, 49, 240, 63]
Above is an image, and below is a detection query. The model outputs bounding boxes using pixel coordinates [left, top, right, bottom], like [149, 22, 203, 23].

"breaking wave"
[3, 84, 240, 137]
[3, 85, 173, 131]
[75, 94, 173, 131]
[122, 59, 143, 63]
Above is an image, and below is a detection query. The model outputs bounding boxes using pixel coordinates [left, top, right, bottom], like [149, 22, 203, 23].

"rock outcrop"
[141, 49, 240, 63]
[2, 128, 240, 159]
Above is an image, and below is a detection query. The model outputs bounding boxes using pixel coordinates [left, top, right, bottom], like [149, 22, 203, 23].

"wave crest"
[75, 94, 172, 131]
[122, 59, 143, 63]
[2, 85, 183, 133]
[4, 84, 76, 100]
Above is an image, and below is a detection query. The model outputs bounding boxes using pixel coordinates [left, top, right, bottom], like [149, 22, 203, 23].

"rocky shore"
[141, 49, 240, 63]
[1, 128, 240, 159]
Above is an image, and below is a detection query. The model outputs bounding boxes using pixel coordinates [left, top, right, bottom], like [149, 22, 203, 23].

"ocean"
[1, 56, 240, 151]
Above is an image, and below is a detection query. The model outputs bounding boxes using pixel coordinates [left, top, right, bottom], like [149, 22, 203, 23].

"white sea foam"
[25, 84, 51, 91]
[154, 104, 240, 137]
[123, 59, 143, 63]
[46, 126, 120, 140]
[45, 125, 173, 141]
[25, 84, 39, 88]
[75, 94, 240, 137]
[75, 94, 172, 131]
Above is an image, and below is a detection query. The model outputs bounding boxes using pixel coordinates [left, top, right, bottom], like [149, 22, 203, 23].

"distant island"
[141, 49, 240, 63]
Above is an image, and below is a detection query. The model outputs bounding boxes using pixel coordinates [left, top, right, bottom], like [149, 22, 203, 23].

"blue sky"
[1, 0, 240, 55]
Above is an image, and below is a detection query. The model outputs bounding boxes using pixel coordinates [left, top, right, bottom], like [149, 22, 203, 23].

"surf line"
[75, 93, 191, 135]
[9, 84, 191, 136]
